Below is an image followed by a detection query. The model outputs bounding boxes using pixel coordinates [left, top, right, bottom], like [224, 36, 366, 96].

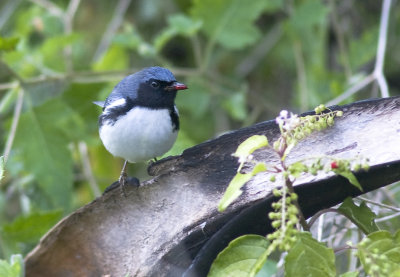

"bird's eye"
[151, 81, 160, 88]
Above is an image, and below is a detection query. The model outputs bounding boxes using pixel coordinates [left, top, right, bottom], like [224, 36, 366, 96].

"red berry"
[331, 161, 338, 169]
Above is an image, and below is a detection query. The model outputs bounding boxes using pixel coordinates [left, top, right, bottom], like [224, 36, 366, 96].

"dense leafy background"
[0, 0, 399, 274]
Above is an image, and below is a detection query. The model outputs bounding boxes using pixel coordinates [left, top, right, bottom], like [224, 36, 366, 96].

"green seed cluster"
[298, 110, 343, 137]
[276, 106, 343, 153]
[330, 158, 370, 173]
[357, 243, 393, 276]
[267, 188, 299, 251]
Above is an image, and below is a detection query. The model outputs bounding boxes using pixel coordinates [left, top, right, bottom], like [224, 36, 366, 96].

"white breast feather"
[99, 107, 178, 163]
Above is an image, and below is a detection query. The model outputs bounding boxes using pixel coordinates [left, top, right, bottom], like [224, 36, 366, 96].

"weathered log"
[25, 96, 400, 277]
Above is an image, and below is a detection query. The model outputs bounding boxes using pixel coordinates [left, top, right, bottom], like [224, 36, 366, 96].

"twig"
[3, 87, 24, 164]
[78, 142, 101, 197]
[279, 157, 310, 231]
[356, 196, 400, 212]
[0, 60, 24, 84]
[373, 0, 391, 98]
[28, 0, 64, 17]
[235, 23, 282, 78]
[0, 0, 22, 31]
[0, 67, 199, 91]
[0, 82, 18, 91]
[329, 0, 352, 79]
[191, 35, 203, 68]
[307, 208, 340, 228]
[92, 0, 132, 62]
[334, 244, 356, 254]
[375, 211, 400, 222]
[65, 0, 81, 20]
[317, 213, 325, 241]
[326, 0, 392, 106]
[293, 40, 308, 111]
[326, 73, 375, 106]
[63, 0, 81, 74]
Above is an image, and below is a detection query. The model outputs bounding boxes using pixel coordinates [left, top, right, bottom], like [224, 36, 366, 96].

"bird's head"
[111, 66, 187, 109]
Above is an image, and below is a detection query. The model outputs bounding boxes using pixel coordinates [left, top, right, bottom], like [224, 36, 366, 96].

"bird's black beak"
[166, 82, 188, 91]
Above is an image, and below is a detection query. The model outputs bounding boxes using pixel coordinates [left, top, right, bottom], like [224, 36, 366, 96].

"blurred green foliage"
[0, 0, 399, 263]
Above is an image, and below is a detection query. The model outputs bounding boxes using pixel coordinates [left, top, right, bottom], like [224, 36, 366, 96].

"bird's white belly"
[99, 107, 178, 163]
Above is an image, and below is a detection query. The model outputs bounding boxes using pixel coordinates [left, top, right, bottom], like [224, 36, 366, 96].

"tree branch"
[92, 0, 132, 62]
[24, 96, 400, 277]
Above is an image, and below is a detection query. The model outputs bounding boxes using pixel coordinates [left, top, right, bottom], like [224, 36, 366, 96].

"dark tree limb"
[25, 96, 400, 277]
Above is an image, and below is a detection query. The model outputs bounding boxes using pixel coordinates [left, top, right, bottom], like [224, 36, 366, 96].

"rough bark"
[25, 96, 400, 277]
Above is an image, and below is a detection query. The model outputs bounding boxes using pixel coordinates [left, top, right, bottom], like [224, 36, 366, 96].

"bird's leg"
[119, 160, 128, 196]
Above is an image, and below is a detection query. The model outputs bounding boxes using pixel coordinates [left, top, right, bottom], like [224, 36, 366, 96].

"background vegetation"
[0, 0, 399, 274]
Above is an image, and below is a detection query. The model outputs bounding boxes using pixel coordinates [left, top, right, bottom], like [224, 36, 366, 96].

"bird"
[95, 66, 188, 192]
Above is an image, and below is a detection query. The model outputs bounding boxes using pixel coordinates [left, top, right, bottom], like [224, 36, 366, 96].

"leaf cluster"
[212, 105, 400, 276]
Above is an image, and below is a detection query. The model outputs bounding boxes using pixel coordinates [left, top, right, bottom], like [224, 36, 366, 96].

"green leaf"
[337, 170, 363, 191]
[0, 36, 19, 52]
[222, 90, 248, 121]
[358, 230, 400, 275]
[208, 235, 272, 277]
[218, 173, 252, 211]
[163, 130, 196, 158]
[93, 45, 130, 71]
[264, 0, 284, 12]
[390, 269, 400, 277]
[2, 210, 62, 244]
[13, 98, 76, 208]
[288, 161, 308, 178]
[338, 197, 379, 235]
[285, 232, 336, 277]
[233, 135, 268, 161]
[348, 27, 379, 71]
[40, 33, 80, 71]
[154, 14, 202, 51]
[0, 254, 24, 277]
[112, 24, 144, 50]
[23, 78, 70, 108]
[191, 0, 268, 49]
[285, 0, 329, 39]
[0, 156, 4, 183]
[175, 77, 211, 119]
[219, 135, 269, 211]
[254, 259, 277, 277]
[167, 14, 203, 36]
[0, 87, 18, 114]
[62, 82, 104, 135]
[339, 272, 359, 277]
[251, 162, 267, 175]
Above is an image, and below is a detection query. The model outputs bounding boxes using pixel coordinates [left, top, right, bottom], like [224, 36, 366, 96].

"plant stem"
[285, 177, 310, 231]
[307, 208, 340, 228]
[280, 157, 310, 231]
[334, 244, 357, 254]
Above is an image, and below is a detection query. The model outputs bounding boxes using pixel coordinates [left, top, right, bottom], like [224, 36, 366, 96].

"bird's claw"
[119, 171, 128, 196]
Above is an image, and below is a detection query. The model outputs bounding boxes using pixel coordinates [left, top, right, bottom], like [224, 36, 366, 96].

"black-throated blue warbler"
[95, 66, 188, 191]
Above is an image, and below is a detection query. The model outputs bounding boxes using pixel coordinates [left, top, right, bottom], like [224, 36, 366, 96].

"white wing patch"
[104, 98, 126, 113]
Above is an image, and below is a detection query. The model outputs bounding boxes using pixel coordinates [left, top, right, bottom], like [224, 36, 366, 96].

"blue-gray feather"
[104, 67, 176, 107]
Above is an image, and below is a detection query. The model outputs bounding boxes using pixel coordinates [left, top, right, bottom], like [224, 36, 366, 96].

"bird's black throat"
[99, 96, 179, 131]
[99, 79, 180, 129]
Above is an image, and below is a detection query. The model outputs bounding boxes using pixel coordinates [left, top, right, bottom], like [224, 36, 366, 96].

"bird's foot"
[119, 171, 128, 196]
[148, 157, 158, 166]
[103, 176, 140, 195]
